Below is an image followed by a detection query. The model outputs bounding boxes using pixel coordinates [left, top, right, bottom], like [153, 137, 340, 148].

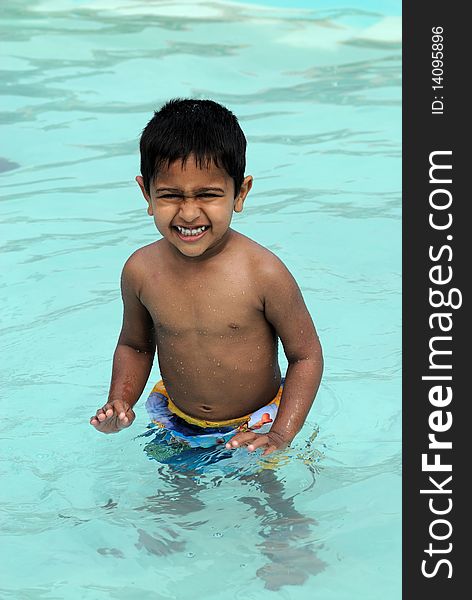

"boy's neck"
[165, 228, 235, 266]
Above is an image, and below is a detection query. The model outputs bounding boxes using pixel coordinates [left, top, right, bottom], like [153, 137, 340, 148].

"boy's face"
[136, 156, 252, 260]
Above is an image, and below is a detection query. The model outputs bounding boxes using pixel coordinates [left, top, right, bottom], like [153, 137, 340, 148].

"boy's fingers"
[117, 407, 135, 427]
[261, 445, 277, 456]
[225, 434, 244, 448]
[96, 405, 113, 419]
[93, 412, 108, 424]
[225, 432, 257, 449]
[225, 433, 279, 454]
[90, 402, 134, 431]
[111, 401, 130, 417]
[247, 436, 270, 452]
[96, 401, 130, 417]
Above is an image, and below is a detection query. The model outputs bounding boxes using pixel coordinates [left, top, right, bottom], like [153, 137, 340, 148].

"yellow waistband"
[151, 380, 283, 428]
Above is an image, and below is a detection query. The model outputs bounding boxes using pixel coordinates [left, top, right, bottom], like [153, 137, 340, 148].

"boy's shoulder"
[232, 230, 289, 276]
[121, 240, 164, 281]
[233, 232, 301, 300]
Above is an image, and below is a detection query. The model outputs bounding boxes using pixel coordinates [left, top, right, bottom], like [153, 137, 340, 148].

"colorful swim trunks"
[145, 379, 284, 449]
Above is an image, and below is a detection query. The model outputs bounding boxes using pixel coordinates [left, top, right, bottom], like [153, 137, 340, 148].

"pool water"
[0, 1, 401, 598]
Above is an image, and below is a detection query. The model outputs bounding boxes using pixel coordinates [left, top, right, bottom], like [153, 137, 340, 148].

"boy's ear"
[136, 176, 153, 216]
[234, 175, 253, 213]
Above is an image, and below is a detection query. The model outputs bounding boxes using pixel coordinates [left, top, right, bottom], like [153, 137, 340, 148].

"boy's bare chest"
[140, 266, 263, 334]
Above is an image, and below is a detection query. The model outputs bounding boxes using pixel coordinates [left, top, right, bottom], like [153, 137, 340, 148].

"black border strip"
[403, 2, 466, 597]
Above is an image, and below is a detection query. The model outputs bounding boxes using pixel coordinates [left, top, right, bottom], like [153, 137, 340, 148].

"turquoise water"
[0, 1, 401, 598]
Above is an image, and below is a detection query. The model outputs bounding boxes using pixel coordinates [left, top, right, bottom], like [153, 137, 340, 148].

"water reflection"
[132, 429, 326, 590]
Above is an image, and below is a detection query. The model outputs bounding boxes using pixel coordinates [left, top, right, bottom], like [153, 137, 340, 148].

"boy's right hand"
[90, 400, 135, 433]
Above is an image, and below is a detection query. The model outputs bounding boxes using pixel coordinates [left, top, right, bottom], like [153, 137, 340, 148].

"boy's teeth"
[176, 225, 207, 236]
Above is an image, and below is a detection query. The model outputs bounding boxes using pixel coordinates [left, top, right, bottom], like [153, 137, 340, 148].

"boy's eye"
[158, 193, 221, 200]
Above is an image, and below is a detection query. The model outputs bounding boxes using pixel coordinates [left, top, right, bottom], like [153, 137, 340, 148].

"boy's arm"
[90, 255, 155, 433]
[226, 255, 323, 455]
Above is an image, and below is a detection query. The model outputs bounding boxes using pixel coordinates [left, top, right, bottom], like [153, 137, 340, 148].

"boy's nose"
[179, 199, 201, 222]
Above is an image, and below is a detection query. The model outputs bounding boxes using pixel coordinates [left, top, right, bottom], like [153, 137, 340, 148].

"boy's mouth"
[173, 225, 210, 242]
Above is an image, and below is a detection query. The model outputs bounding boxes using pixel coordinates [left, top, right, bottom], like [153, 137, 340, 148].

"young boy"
[90, 99, 323, 457]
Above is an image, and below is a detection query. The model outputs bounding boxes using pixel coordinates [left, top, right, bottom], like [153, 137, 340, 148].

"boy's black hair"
[139, 98, 246, 197]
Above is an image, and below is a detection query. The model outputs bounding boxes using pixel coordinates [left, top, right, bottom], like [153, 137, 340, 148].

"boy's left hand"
[225, 430, 289, 456]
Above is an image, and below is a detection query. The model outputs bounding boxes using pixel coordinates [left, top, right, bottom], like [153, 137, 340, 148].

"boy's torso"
[136, 230, 282, 421]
